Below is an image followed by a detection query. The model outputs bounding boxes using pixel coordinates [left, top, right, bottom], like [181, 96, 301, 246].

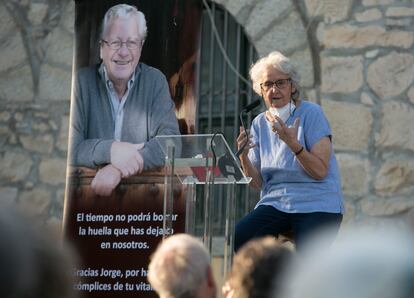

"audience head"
[148, 234, 216, 298]
[0, 204, 77, 298]
[225, 237, 293, 298]
[282, 227, 414, 298]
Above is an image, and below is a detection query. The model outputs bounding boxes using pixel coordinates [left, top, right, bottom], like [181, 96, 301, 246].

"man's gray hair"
[249, 51, 301, 100]
[101, 4, 147, 44]
[148, 234, 211, 298]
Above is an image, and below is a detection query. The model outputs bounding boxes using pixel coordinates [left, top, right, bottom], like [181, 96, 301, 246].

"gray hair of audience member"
[227, 237, 293, 298]
[281, 228, 414, 298]
[101, 4, 148, 44]
[249, 51, 301, 100]
[0, 205, 77, 298]
[148, 234, 212, 298]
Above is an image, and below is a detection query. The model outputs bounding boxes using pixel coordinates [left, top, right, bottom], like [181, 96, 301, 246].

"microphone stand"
[215, 100, 260, 180]
[235, 99, 261, 159]
[235, 110, 249, 159]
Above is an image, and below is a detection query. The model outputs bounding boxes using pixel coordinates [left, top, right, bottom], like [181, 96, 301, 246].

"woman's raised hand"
[265, 111, 300, 148]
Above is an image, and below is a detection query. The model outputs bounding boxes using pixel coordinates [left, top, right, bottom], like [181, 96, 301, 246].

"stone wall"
[0, 0, 413, 230]
[0, 0, 73, 232]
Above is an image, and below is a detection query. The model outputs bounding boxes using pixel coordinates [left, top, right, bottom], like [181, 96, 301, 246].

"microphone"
[241, 99, 261, 113]
[235, 99, 261, 158]
[214, 100, 261, 181]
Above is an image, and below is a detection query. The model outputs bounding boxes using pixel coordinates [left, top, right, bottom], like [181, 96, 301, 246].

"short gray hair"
[249, 51, 301, 100]
[148, 234, 211, 298]
[101, 4, 147, 44]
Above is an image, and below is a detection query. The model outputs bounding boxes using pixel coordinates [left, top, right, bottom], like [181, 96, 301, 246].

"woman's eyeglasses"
[260, 78, 291, 91]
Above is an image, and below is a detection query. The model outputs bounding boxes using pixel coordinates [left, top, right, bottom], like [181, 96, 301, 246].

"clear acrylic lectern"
[156, 134, 251, 273]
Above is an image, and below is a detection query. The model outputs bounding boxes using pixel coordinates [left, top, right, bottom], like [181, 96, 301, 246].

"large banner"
[63, 1, 202, 297]
[65, 169, 185, 298]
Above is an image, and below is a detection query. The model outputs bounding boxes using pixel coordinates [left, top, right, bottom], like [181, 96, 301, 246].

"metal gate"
[195, 1, 262, 234]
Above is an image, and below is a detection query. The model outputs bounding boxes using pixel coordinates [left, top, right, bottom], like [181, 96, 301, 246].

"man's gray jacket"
[69, 62, 180, 170]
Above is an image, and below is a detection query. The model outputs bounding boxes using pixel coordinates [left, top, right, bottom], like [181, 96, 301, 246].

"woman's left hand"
[265, 111, 331, 180]
[265, 111, 300, 148]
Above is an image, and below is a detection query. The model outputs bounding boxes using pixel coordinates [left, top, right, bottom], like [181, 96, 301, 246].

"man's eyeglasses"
[101, 39, 141, 50]
[260, 78, 291, 91]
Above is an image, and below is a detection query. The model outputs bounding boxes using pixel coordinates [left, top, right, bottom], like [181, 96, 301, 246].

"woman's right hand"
[237, 126, 255, 157]
[237, 126, 262, 188]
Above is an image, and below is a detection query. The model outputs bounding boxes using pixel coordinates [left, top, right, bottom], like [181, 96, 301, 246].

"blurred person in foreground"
[148, 234, 217, 298]
[0, 204, 77, 298]
[69, 4, 179, 196]
[235, 51, 344, 251]
[223, 237, 293, 298]
[281, 227, 414, 298]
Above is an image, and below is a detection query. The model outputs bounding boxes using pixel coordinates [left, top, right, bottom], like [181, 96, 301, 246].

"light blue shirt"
[248, 100, 344, 214]
[101, 65, 136, 141]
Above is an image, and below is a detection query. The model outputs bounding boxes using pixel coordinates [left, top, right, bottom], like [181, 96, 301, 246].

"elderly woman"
[235, 51, 344, 251]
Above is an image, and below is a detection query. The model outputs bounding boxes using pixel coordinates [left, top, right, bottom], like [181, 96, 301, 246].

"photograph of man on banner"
[69, 4, 180, 196]
[64, 2, 201, 297]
